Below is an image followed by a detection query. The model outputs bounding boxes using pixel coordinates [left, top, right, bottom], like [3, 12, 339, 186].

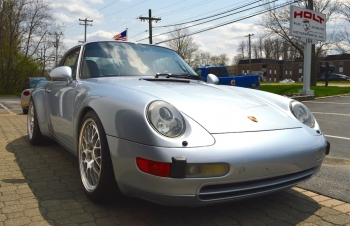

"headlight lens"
[147, 101, 185, 138]
[290, 101, 315, 128]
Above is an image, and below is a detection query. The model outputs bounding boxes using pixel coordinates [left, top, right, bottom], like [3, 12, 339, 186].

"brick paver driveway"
[1, 115, 350, 226]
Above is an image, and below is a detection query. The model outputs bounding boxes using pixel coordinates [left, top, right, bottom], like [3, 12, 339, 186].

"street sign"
[289, 5, 326, 42]
[299, 37, 318, 44]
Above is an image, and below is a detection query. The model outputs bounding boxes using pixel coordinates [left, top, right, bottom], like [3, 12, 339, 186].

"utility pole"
[308, 0, 316, 86]
[53, 32, 62, 67]
[245, 33, 254, 75]
[79, 18, 93, 42]
[138, 9, 161, 44]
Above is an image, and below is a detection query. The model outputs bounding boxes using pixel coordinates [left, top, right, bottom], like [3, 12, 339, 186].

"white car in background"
[21, 80, 47, 114]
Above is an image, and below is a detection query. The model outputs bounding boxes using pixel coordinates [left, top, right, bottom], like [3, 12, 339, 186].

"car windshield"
[30, 78, 46, 85]
[81, 42, 197, 78]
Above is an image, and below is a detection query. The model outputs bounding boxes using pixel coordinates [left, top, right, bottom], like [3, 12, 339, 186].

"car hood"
[97, 78, 301, 133]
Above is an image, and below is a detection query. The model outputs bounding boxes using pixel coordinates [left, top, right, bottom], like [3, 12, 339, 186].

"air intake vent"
[199, 167, 317, 201]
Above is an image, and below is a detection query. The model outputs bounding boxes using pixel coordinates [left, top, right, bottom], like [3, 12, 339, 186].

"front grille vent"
[199, 167, 317, 201]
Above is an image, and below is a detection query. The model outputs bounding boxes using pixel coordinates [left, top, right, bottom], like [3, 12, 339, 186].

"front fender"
[31, 88, 50, 137]
[73, 84, 215, 151]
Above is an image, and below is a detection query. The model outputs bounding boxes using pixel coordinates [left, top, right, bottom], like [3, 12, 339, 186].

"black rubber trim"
[170, 157, 187, 178]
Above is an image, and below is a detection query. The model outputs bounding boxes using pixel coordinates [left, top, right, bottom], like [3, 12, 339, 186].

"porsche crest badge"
[248, 116, 258, 122]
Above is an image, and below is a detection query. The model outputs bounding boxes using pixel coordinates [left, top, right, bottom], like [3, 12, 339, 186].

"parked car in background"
[317, 73, 350, 81]
[21, 80, 47, 114]
[279, 79, 295, 83]
[22, 77, 47, 91]
[28, 41, 329, 207]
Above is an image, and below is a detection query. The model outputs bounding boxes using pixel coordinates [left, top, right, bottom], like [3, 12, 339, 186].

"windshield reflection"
[80, 42, 197, 79]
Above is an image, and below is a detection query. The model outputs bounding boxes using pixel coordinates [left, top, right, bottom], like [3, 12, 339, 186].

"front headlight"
[290, 101, 315, 128]
[147, 101, 186, 138]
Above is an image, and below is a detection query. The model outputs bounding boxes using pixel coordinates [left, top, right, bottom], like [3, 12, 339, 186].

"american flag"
[113, 30, 127, 41]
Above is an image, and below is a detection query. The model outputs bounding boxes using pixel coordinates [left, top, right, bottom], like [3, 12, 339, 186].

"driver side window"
[62, 48, 80, 79]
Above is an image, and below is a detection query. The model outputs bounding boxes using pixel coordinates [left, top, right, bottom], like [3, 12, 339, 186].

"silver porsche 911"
[28, 41, 330, 207]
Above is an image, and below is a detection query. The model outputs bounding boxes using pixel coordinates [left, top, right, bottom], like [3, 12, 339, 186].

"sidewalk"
[0, 115, 349, 226]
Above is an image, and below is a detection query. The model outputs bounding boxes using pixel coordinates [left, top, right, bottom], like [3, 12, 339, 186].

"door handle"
[45, 88, 51, 93]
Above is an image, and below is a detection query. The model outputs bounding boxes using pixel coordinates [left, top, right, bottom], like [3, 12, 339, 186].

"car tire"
[27, 101, 43, 145]
[78, 110, 120, 202]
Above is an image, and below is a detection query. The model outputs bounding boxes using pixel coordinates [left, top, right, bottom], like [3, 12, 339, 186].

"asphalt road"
[0, 95, 349, 203]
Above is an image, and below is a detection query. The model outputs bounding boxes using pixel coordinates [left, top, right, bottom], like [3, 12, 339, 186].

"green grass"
[0, 94, 21, 97]
[261, 83, 350, 98]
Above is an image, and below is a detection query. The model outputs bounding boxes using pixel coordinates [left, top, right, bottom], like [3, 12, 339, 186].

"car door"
[46, 47, 81, 145]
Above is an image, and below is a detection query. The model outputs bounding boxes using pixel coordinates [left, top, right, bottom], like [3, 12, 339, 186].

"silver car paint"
[106, 128, 326, 206]
[31, 41, 328, 206]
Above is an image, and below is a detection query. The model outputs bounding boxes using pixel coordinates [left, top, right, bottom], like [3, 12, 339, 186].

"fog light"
[186, 163, 229, 178]
[316, 147, 326, 160]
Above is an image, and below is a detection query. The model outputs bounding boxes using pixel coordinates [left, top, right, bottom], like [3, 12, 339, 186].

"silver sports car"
[28, 41, 330, 207]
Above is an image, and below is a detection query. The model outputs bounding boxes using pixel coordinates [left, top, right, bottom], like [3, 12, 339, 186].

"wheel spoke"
[79, 117, 104, 192]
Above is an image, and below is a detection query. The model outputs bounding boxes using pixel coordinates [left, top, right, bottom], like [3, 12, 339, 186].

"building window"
[339, 62, 344, 73]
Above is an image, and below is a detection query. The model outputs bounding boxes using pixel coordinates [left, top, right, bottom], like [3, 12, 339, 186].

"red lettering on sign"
[294, 11, 303, 18]
[318, 16, 324, 24]
[293, 11, 324, 24]
[304, 12, 312, 19]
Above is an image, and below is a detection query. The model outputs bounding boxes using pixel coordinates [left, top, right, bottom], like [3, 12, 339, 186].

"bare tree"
[218, 53, 229, 66]
[192, 51, 211, 68]
[231, 54, 244, 66]
[166, 25, 198, 65]
[237, 41, 246, 59]
[252, 41, 259, 59]
[334, 2, 350, 53]
[263, 38, 273, 59]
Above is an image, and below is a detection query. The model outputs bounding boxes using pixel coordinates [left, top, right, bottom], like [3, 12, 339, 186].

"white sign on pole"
[289, 5, 326, 42]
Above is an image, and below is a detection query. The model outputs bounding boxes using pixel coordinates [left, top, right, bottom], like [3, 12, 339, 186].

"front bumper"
[107, 128, 328, 206]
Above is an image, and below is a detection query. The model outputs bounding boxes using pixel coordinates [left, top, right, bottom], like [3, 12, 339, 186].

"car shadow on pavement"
[4, 135, 324, 225]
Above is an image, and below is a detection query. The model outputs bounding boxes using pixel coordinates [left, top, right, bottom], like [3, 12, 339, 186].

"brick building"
[238, 54, 350, 82]
[238, 59, 294, 82]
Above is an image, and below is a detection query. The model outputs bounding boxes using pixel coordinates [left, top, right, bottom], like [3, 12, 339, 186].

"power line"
[109, 0, 212, 32]
[154, 0, 301, 45]
[64, 0, 121, 32]
[137, 0, 278, 42]
[153, 0, 260, 30]
[154, 0, 262, 28]
[156, 0, 215, 17]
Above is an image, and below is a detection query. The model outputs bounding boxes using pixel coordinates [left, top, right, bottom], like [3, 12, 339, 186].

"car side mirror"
[50, 66, 73, 84]
[207, 73, 219, 85]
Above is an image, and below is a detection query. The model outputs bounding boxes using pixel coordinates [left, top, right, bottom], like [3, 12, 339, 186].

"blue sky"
[51, 0, 296, 60]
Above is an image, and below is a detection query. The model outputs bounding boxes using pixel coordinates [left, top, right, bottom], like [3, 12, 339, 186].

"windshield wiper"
[155, 73, 203, 81]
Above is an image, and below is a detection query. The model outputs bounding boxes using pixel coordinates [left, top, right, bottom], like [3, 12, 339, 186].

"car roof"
[68, 40, 174, 53]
